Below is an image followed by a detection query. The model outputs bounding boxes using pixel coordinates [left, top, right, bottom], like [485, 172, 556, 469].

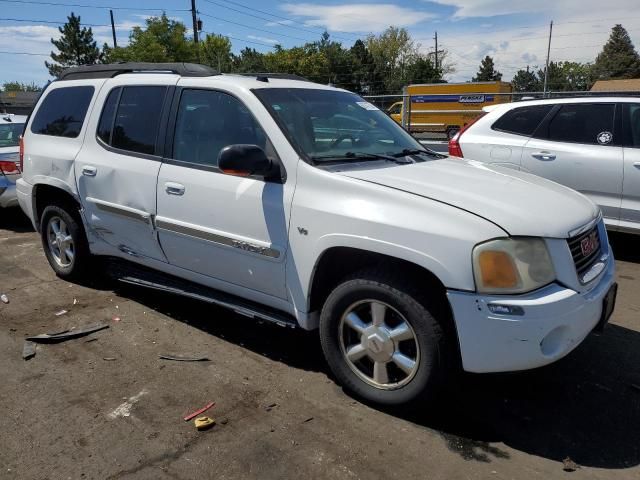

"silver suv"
[450, 97, 640, 234]
[0, 113, 27, 208]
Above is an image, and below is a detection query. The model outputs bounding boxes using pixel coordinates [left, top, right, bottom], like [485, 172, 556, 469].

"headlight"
[472, 238, 555, 294]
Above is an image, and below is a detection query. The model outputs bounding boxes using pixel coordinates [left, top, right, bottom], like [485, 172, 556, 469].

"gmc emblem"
[580, 231, 598, 257]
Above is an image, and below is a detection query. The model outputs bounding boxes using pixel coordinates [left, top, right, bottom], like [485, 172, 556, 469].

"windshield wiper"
[312, 151, 412, 164]
[390, 148, 446, 158]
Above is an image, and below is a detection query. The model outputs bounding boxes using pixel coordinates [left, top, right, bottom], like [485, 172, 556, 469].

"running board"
[106, 260, 297, 329]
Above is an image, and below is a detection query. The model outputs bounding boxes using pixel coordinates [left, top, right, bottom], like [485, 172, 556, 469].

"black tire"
[40, 203, 92, 281]
[319, 268, 452, 407]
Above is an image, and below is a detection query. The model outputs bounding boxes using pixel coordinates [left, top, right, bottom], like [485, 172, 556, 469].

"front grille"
[567, 224, 601, 279]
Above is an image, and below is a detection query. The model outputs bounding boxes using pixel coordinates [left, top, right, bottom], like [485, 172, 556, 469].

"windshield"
[253, 88, 427, 163]
[0, 123, 24, 148]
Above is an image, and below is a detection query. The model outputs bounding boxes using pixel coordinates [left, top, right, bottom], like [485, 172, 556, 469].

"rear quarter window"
[491, 105, 553, 136]
[30, 86, 94, 138]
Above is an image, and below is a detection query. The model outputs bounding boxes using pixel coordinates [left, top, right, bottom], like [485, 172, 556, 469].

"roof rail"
[58, 63, 219, 81]
[238, 73, 311, 82]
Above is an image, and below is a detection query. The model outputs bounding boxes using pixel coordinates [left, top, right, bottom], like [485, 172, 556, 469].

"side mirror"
[218, 144, 274, 178]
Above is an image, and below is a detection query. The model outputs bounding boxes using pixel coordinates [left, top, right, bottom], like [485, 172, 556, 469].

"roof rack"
[58, 63, 219, 81]
[238, 73, 310, 83]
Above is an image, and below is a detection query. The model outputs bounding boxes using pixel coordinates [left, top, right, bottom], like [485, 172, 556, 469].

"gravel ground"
[1, 207, 639, 480]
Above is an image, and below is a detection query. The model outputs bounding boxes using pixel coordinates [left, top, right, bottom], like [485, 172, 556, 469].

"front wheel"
[40, 204, 91, 281]
[319, 269, 452, 406]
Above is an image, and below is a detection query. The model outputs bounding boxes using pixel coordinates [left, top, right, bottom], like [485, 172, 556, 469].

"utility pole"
[191, 0, 199, 44]
[543, 20, 553, 97]
[434, 31, 438, 72]
[110, 10, 117, 48]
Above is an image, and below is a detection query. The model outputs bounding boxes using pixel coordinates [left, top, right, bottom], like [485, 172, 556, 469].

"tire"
[319, 268, 451, 407]
[40, 203, 92, 281]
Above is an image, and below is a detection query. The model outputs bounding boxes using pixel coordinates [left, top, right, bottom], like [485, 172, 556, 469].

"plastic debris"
[562, 457, 579, 472]
[159, 354, 210, 362]
[265, 402, 277, 412]
[194, 416, 215, 431]
[112, 316, 121, 322]
[73, 298, 78, 305]
[103, 357, 116, 361]
[26, 323, 109, 343]
[55, 309, 68, 317]
[183, 401, 215, 421]
[22, 341, 36, 360]
[302, 417, 314, 423]
[1, 294, 8, 304]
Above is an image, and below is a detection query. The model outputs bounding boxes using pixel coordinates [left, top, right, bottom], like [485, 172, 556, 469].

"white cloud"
[281, 3, 434, 33]
[265, 20, 293, 27]
[248, 35, 279, 45]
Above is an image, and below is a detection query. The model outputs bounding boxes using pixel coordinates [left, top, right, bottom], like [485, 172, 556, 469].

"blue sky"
[1, 0, 639, 86]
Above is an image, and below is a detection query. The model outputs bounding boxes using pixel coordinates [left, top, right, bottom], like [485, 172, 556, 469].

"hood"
[339, 157, 599, 238]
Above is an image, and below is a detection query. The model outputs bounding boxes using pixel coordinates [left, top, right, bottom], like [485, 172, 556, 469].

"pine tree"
[593, 24, 640, 79]
[45, 13, 102, 77]
[472, 55, 502, 82]
[511, 66, 539, 92]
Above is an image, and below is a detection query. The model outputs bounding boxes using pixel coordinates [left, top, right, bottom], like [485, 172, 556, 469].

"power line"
[0, 0, 191, 11]
[199, 12, 310, 42]
[0, 16, 110, 26]
[0, 50, 49, 55]
[200, 0, 356, 43]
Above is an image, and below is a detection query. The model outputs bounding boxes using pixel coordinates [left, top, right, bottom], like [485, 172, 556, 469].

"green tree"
[2, 81, 41, 92]
[366, 27, 421, 93]
[536, 61, 593, 91]
[407, 57, 440, 84]
[201, 33, 232, 72]
[45, 12, 102, 77]
[511, 66, 539, 92]
[231, 47, 267, 73]
[349, 39, 381, 94]
[593, 24, 640, 79]
[106, 14, 196, 63]
[473, 55, 502, 81]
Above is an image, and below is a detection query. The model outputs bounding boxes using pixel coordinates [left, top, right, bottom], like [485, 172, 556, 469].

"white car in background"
[449, 97, 640, 234]
[0, 113, 27, 208]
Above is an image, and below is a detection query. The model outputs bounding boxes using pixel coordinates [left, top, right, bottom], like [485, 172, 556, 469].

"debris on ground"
[194, 416, 215, 431]
[220, 417, 229, 425]
[22, 323, 109, 359]
[159, 354, 210, 362]
[26, 323, 109, 343]
[103, 357, 116, 361]
[183, 401, 215, 421]
[112, 316, 121, 322]
[265, 402, 277, 412]
[1, 293, 8, 304]
[55, 309, 68, 317]
[22, 341, 36, 361]
[562, 457, 579, 472]
[73, 298, 78, 305]
[303, 417, 314, 423]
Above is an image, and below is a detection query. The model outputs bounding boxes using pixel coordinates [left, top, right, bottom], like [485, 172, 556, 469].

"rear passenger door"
[521, 103, 623, 226]
[462, 104, 552, 169]
[621, 102, 640, 230]
[75, 80, 174, 261]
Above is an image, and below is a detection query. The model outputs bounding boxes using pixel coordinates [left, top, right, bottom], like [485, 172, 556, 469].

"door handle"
[634, 162, 640, 169]
[82, 165, 97, 176]
[165, 182, 185, 196]
[531, 151, 556, 161]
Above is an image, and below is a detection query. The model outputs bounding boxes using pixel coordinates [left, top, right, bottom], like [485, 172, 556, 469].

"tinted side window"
[173, 89, 270, 168]
[97, 87, 120, 145]
[623, 103, 640, 148]
[112, 86, 166, 155]
[30, 86, 94, 138]
[492, 105, 552, 136]
[539, 104, 616, 145]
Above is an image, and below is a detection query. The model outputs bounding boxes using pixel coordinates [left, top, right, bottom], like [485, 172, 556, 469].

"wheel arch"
[33, 181, 82, 231]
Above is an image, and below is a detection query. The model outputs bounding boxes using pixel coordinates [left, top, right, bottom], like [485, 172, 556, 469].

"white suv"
[449, 97, 640, 234]
[17, 63, 617, 406]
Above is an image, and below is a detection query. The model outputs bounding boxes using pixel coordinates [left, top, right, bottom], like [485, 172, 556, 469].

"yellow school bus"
[388, 81, 513, 138]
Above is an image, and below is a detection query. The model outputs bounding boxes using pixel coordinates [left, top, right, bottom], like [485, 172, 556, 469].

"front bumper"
[0, 175, 18, 208]
[447, 248, 616, 373]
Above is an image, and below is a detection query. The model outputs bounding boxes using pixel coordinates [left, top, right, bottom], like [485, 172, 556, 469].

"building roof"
[590, 78, 640, 92]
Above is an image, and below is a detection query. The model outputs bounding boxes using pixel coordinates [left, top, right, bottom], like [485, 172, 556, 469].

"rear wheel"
[40, 204, 91, 281]
[446, 126, 460, 140]
[319, 269, 452, 406]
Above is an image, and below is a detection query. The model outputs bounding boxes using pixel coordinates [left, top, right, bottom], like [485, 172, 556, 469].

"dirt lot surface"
[1, 208, 639, 480]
